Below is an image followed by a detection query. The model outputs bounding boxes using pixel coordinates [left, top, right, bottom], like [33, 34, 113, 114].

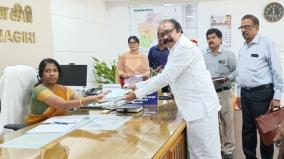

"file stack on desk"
[116, 103, 143, 113]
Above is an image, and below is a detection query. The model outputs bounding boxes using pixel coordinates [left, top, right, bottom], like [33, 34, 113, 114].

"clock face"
[264, 2, 284, 22]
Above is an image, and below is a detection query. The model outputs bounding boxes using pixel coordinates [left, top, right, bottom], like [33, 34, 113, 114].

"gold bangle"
[79, 99, 84, 107]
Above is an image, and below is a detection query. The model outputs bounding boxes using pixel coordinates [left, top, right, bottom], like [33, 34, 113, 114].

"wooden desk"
[0, 102, 186, 159]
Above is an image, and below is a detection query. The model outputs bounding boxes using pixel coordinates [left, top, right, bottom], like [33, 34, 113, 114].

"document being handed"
[212, 77, 226, 82]
[124, 75, 143, 87]
[103, 89, 131, 101]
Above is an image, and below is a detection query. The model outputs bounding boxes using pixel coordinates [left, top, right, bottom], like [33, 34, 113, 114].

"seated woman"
[25, 58, 105, 125]
[117, 36, 150, 86]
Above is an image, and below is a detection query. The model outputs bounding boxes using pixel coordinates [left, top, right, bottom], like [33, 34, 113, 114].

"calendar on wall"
[210, 15, 232, 47]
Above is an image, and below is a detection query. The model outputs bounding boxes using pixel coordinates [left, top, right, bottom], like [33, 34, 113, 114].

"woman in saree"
[25, 58, 105, 125]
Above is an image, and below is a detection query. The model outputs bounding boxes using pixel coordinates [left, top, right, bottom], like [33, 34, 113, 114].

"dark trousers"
[241, 86, 274, 159]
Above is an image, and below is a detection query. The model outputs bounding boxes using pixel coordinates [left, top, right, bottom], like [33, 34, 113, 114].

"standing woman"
[117, 36, 150, 84]
[25, 58, 105, 125]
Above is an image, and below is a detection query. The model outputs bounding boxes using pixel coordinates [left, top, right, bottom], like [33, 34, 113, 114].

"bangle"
[79, 99, 84, 107]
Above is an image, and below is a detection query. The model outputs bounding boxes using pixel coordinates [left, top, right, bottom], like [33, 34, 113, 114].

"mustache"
[242, 32, 248, 38]
[209, 41, 214, 45]
[161, 37, 174, 45]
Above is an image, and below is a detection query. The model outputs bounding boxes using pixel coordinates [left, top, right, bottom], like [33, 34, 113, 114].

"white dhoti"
[186, 111, 221, 159]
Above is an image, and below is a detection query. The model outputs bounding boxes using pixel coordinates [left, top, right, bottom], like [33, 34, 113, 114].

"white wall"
[106, 0, 284, 70]
[196, 0, 284, 58]
[0, 0, 53, 71]
[51, 0, 107, 87]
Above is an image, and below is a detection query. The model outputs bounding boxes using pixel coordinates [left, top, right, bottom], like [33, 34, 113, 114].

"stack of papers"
[116, 104, 143, 113]
[103, 89, 131, 101]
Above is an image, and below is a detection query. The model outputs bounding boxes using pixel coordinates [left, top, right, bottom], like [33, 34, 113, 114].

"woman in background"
[25, 58, 105, 125]
[117, 36, 150, 85]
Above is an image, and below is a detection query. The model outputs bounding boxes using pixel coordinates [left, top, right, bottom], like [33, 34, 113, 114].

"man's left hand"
[269, 99, 281, 110]
[124, 91, 137, 101]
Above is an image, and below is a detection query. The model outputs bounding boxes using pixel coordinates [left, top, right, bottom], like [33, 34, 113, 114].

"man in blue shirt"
[148, 35, 170, 92]
[236, 14, 283, 159]
[148, 36, 169, 72]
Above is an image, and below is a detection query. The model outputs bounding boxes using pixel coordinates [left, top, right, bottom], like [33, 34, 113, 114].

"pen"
[54, 121, 68, 125]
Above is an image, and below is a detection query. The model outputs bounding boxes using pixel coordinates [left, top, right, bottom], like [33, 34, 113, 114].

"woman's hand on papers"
[124, 91, 137, 101]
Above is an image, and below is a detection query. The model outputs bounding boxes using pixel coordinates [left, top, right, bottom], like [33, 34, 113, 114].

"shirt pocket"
[216, 59, 229, 75]
[247, 49, 265, 69]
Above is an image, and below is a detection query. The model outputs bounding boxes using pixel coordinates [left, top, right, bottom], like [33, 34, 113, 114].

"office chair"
[0, 65, 37, 133]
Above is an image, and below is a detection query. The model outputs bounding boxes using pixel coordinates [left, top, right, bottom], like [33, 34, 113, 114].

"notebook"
[116, 104, 143, 113]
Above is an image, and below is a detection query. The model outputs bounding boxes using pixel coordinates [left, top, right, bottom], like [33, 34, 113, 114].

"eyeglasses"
[238, 25, 256, 30]
[128, 41, 137, 44]
[158, 28, 175, 37]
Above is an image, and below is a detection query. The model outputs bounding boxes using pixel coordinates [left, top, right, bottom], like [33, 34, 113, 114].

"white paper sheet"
[26, 124, 76, 133]
[103, 89, 130, 101]
[124, 75, 143, 87]
[80, 114, 131, 131]
[0, 133, 62, 149]
[42, 115, 88, 124]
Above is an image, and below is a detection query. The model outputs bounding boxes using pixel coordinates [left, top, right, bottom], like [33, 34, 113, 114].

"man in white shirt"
[125, 19, 221, 159]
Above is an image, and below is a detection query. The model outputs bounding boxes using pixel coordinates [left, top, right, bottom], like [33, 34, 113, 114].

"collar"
[155, 45, 167, 51]
[207, 46, 223, 55]
[244, 33, 260, 46]
[170, 34, 195, 52]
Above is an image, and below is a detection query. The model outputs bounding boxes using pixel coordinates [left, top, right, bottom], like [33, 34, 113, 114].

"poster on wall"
[129, 5, 184, 53]
[210, 15, 231, 47]
[183, 3, 198, 40]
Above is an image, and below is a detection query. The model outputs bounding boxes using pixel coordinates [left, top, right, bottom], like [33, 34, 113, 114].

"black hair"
[128, 36, 139, 44]
[241, 14, 259, 26]
[206, 28, 222, 39]
[36, 58, 62, 86]
[159, 19, 183, 33]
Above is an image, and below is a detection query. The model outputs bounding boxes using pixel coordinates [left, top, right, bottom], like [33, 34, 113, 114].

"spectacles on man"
[158, 28, 175, 37]
[238, 25, 256, 30]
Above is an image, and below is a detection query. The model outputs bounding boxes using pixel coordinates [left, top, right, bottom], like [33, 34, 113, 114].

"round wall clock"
[264, 2, 284, 22]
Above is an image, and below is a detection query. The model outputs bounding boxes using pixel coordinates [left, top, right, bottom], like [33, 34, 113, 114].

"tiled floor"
[232, 110, 279, 159]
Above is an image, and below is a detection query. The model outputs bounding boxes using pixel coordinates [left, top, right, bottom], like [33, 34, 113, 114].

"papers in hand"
[124, 75, 143, 87]
[103, 89, 131, 101]
[212, 77, 226, 82]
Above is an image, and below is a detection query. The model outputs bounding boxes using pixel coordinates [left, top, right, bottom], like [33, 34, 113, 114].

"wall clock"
[264, 2, 284, 22]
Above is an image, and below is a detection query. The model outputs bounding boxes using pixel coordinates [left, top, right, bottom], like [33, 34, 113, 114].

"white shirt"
[135, 35, 220, 121]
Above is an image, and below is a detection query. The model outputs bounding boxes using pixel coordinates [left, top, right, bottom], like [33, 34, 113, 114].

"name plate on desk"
[142, 92, 158, 105]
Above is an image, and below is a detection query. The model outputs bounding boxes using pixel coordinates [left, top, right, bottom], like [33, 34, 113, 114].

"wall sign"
[0, 3, 36, 44]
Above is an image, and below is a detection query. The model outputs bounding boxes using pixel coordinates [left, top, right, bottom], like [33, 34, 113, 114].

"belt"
[242, 84, 273, 91]
[215, 86, 231, 93]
